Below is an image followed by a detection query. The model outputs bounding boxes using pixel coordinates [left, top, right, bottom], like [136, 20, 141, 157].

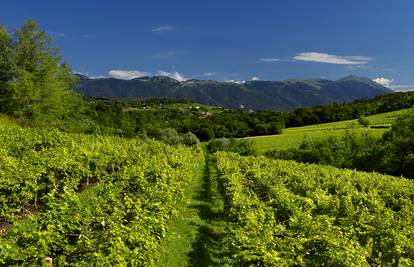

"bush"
[206, 137, 256, 155]
[181, 132, 200, 147]
[358, 116, 371, 127]
[156, 128, 182, 145]
[153, 128, 200, 147]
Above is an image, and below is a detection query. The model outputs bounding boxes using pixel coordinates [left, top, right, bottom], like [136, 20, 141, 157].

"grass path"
[159, 156, 227, 267]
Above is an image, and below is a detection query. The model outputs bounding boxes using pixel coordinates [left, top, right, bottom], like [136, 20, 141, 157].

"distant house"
[201, 111, 212, 117]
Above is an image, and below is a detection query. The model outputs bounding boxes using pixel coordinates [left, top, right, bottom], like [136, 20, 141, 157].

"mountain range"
[75, 75, 391, 111]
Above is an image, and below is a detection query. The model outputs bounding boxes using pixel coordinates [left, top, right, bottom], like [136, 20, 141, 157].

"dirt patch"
[0, 220, 12, 236]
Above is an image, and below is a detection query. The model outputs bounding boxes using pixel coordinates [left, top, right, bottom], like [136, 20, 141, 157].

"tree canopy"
[0, 19, 82, 129]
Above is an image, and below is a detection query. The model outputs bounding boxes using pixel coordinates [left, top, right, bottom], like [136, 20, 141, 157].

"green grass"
[365, 108, 411, 126]
[158, 158, 227, 266]
[158, 165, 205, 266]
[246, 108, 413, 153]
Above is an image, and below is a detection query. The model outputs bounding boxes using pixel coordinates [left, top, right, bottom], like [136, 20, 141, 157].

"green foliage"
[287, 91, 414, 127]
[250, 108, 411, 153]
[383, 111, 414, 178]
[214, 152, 414, 266]
[206, 137, 256, 156]
[85, 98, 285, 141]
[152, 128, 200, 147]
[0, 122, 203, 265]
[358, 116, 371, 127]
[84, 94, 413, 143]
[181, 132, 200, 146]
[266, 109, 414, 180]
[156, 128, 183, 145]
[0, 19, 83, 129]
[266, 131, 385, 171]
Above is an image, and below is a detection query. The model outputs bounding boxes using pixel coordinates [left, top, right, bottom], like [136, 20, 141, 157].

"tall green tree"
[0, 25, 13, 110]
[0, 19, 82, 128]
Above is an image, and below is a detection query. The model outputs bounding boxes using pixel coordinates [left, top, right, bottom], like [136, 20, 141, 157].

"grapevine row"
[0, 123, 203, 265]
[214, 152, 414, 266]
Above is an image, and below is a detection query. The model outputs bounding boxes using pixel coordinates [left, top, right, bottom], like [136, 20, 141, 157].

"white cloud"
[389, 84, 414, 92]
[157, 71, 187, 81]
[293, 52, 373, 65]
[83, 69, 188, 81]
[152, 25, 175, 33]
[73, 71, 106, 79]
[73, 70, 87, 76]
[108, 70, 150, 80]
[90, 75, 108, 79]
[225, 79, 245, 84]
[251, 76, 260, 81]
[260, 58, 281, 63]
[373, 77, 394, 87]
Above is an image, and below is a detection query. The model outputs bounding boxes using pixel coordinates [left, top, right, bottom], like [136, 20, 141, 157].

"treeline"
[266, 110, 414, 179]
[85, 97, 284, 141]
[286, 91, 414, 127]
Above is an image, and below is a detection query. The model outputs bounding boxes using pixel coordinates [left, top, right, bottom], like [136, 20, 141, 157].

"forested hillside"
[76, 74, 391, 111]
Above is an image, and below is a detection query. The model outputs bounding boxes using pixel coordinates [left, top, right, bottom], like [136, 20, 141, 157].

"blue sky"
[2, 0, 414, 90]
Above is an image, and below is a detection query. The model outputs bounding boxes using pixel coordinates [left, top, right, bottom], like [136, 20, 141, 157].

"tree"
[0, 25, 13, 111]
[0, 19, 82, 128]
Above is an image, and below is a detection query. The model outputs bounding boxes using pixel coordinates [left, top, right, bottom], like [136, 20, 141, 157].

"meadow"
[246, 108, 413, 152]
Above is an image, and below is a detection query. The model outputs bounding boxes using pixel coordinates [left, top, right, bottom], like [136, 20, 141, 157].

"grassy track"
[159, 156, 227, 267]
[246, 108, 412, 152]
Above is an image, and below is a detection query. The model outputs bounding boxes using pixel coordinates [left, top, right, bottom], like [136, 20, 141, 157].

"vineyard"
[213, 152, 414, 266]
[1, 119, 414, 266]
[0, 122, 203, 265]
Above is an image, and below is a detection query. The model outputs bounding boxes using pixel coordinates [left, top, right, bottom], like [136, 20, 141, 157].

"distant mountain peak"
[338, 75, 386, 88]
[338, 75, 372, 82]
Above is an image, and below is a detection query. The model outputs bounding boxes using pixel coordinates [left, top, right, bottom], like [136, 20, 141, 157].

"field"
[246, 108, 413, 152]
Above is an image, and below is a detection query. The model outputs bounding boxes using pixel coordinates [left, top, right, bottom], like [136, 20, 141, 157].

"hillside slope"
[76, 75, 391, 111]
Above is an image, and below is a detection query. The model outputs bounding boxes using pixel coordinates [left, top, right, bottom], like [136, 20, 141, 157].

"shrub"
[358, 116, 371, 127]
[206, 137, 256, 155]
[181, 132, 200, 147]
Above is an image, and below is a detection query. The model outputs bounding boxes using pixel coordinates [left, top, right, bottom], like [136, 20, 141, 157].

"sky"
[1, 0, 414, 90]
